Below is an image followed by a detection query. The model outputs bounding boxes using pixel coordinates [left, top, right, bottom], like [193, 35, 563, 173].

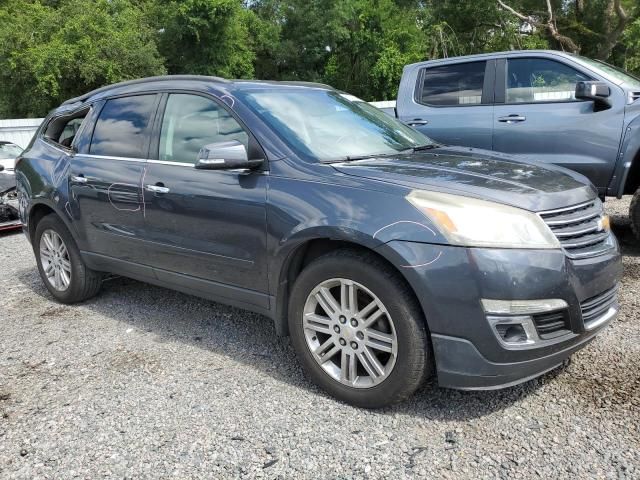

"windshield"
[237, 89, 434, 162]
[0, 143, 22, 159]
[577, 56, 640, 88]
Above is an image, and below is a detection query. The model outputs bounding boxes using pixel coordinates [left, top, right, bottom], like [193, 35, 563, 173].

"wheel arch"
[27, 201, 74, 244]
[272, 235, 428, 338]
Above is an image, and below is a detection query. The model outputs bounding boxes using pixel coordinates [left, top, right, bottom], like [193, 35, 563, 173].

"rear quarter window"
[90, 95, 157, 158]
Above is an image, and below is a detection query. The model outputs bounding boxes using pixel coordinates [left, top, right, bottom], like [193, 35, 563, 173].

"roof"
[406, 49, 574, 68]
[62, 75, 334, 107]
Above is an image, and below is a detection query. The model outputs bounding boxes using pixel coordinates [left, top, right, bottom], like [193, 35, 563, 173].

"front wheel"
[288, 249, 430, 408]
[630, 188, 640, 241]
[34, 214, 103, 303]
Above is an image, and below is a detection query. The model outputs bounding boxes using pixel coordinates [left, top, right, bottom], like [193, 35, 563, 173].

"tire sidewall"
[289, 252, 428, 408]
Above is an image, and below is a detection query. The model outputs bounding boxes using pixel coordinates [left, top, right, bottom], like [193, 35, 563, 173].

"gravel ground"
[0, 198, 639, 479]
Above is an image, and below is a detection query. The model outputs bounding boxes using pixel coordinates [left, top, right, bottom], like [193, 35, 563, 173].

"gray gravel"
[1, 198, 639, 479]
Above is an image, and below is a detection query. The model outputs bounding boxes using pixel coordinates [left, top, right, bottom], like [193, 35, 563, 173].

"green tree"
[0, 0, 166, 118]
[150, 0, 263, 78]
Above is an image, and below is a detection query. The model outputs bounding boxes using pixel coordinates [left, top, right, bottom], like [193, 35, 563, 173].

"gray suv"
[395, 50, 640, 236]
[16, 76, 621, 407]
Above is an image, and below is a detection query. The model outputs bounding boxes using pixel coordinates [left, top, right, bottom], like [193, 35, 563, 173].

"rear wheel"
[34, 214, 102, 303]
[288, 249, 430, 408]
[630, 188, 640, 241]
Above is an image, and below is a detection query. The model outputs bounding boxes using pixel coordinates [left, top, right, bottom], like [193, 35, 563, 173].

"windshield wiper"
[322, 152, 398, 164]
[411, 144, 440, 152]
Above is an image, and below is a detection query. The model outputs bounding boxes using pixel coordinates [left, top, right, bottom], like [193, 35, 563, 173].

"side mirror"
[575, 81, 611, 109]
[195, 140, 262, 170]
[0, 165, 4, 172]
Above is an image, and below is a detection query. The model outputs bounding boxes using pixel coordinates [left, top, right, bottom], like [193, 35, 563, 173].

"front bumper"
[376, 236, 622, 390]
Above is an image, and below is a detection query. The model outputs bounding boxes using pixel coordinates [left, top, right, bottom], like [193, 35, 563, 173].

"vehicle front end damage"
[0, 186, 20, 231]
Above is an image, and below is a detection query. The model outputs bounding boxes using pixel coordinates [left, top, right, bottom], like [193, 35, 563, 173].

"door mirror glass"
[195, 140, 262, 170]
[575, 81, 611, 108]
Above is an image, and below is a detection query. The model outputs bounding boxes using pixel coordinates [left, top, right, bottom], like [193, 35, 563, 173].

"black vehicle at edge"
[15, 76, 622, 407]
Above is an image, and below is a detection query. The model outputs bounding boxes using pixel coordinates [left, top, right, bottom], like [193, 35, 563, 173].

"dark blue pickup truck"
[394, 50, 640, 236]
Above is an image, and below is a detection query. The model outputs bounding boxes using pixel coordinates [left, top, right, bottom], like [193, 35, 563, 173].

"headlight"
[406, 190, 560, 249]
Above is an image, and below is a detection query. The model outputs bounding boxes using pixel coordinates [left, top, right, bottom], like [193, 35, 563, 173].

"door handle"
[498, 115, 526, 123]
[407, 119, 429, 126]
[70, 175, 88, 183]
[145, 184, 170, 194]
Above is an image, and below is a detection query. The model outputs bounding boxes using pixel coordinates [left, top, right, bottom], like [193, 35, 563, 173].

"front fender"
[267, 177, 449, 295]
[611, 113, 640, 197]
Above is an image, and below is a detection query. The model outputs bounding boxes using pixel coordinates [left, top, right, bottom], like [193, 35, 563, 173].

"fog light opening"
[499, 324, 528, 343]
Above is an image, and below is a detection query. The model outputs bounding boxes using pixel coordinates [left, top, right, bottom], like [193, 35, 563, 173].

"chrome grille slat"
[560, 231, 610, 249]
[539, 199, 613, 259]
[581, 286, 618, 325]
[552, 224, 601, 237]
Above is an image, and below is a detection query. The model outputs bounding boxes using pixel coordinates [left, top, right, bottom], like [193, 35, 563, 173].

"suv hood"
[332, 146, 596, 212]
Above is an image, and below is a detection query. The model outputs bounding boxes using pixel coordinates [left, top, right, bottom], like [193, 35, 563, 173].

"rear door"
[492, 56, 625, 191]
[396, 60, 495, 149]
[69, 94, 159, 261]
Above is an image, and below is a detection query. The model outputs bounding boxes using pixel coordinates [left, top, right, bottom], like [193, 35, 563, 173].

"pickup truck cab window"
[419, 61, 486, 106]
[90, 94, 157, 159]
[159, 93, 249, 164]
[506, 58, 591, 104]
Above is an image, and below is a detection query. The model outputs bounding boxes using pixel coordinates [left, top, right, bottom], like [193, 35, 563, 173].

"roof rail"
[61, 75, 228, 106]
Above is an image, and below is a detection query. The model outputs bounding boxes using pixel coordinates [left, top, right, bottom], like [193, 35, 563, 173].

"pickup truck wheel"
[288, 249, 430, 408]
[630, 188, 640, 240]
[34, 214, 102, 303]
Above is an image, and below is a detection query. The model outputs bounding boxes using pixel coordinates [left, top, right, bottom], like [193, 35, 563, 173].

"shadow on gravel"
[0, 228, 21, 239]
[15, 265, 559, 421]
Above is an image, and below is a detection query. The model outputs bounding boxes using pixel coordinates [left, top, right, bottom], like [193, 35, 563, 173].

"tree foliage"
[0, 0, 166, 117]
[1, 0, 640, 117]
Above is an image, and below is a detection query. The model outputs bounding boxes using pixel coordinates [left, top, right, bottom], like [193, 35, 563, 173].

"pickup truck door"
[396, 60, 494, 149]
[492, 56, 625, 192]
[139, 92, 270, 309]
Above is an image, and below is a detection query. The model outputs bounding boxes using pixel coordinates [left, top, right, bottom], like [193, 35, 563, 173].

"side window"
[58, 118, 84, 146]
[90, 95, 157, 158]
[159, 94, 249, 164]
[420, 61, 486, 106]
[44, 109, 89, 148]
[506, 58, 591, 104]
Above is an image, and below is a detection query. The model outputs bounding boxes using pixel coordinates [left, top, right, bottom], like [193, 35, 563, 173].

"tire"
[288, 249, 430, 408]
[34, 214, 102, 303]
[630, 188, 640, 241]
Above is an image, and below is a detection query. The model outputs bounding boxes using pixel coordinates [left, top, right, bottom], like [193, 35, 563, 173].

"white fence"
[0, 118, 43, 148]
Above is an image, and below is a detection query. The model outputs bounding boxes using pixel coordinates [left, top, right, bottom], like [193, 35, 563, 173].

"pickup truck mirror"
[575, 81, 611, 109]
[195, 140, 263, 170]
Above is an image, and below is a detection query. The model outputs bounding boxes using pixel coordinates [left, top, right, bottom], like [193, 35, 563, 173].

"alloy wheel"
[302, 278, 398, 388]
[39, 229, 72, 291]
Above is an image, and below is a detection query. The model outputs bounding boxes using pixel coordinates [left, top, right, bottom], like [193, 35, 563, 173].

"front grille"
[539, 200, 612, 258]
[532, 310, 570, 339]
[629, 91, 640, 103]
[581, 285, 618, 326]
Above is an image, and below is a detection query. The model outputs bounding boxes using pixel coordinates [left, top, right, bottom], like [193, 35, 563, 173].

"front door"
[69, 94, 158, 262]
[140, 93, 269, 305]
[492, 56, 625, 191]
